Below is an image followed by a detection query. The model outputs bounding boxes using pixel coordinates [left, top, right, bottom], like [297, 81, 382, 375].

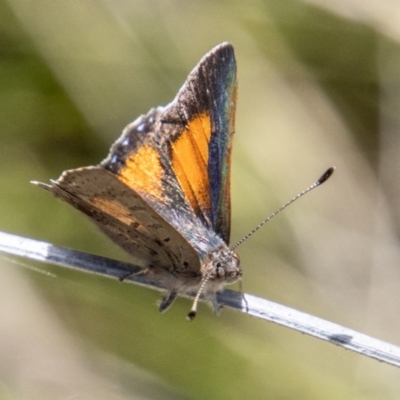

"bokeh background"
[1, 0, 400, 399]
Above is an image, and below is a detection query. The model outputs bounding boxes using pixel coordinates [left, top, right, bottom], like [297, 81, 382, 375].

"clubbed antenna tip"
[317, 167, 335, 185]
[187, 311, 196, 321]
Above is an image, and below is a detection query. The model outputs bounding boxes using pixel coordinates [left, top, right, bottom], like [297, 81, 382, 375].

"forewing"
[101, 43, 236, 246]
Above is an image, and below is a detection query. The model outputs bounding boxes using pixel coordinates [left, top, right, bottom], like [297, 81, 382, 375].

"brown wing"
[101, 43, 237, 245]
[161, 42, 237, 244]
[33, 167, 201, 276]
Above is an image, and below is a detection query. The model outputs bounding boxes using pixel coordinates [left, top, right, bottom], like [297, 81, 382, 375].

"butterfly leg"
[238, 280, 249, 313]
[211, 296, 222, 316]
[119, 268, 148, 282]
[159, 290, 178, 313]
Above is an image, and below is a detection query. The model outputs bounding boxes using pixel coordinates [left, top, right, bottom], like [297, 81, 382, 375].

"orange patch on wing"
[171, 113, 212, 214]
[119, 145, 164, 200]
[91, 197, 136, 225]
[91, 196, 154, 238]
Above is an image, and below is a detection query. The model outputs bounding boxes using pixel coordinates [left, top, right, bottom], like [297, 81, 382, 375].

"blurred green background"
[1, 0, 400, 399]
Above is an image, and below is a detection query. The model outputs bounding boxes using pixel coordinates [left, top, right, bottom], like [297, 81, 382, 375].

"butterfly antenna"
[187, 272, 212, 321]
[231, 167, 335, 250]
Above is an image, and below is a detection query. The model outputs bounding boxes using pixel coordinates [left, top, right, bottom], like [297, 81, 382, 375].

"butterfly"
[34, 42, 242, 320]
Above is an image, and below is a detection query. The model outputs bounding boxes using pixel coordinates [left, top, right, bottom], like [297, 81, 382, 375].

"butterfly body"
[35, 42, 242, 316]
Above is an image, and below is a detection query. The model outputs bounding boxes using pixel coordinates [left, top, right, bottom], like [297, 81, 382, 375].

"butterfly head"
[187, 246, 241, 321]
[203, 245, 241, 284]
